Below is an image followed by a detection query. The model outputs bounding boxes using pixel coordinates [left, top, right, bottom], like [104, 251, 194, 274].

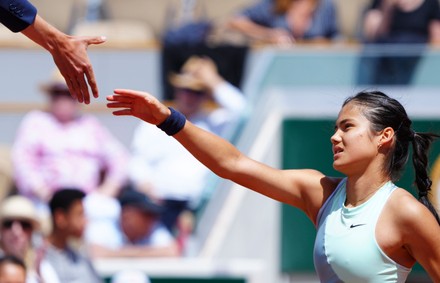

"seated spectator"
[89, 187, 179, 258]
[11, 70, 128, 241]
[0, 195, 60, 283]
[0, 255, 27, 283]
[227, 0, 339, 45]
[357, 0, 440, 85]
[162, 0, 212, 47]
[129, 56, 246, 236]
[44, 188, 103, 283]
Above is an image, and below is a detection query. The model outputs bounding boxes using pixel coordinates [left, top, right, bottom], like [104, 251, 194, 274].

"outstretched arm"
[21, 15, 106, 104]
[107, 89, 338, 223]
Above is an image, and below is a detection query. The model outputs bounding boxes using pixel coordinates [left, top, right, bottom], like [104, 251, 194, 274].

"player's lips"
[333, 146, 343, 158]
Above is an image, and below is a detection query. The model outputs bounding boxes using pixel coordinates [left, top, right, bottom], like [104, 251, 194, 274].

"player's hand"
[107, 89, 171, 124]
[51, 35, 106, 104]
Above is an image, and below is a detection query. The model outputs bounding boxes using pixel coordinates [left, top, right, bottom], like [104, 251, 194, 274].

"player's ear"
[378, 127, 394, 148]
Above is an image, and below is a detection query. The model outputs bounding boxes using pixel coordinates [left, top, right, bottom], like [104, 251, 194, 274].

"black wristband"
[156, 107, 186, 136]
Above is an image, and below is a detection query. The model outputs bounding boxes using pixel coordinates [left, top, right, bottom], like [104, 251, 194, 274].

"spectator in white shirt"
[128, 56, 246, 239]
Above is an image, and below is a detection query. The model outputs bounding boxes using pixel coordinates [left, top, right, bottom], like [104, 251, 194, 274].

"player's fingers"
[111, 109, 132, 116]
[106, 95, 134, 103]
[84, 64, 99, 99]
[86, 35, 107, 46]
[107, 102, 131, 108]
[113, 89, 150, 99]
[65, 76, 81, 103]
[76, 73, 90, 104]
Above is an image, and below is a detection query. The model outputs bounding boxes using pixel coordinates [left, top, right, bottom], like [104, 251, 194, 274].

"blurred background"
[1, 0, 440, 282]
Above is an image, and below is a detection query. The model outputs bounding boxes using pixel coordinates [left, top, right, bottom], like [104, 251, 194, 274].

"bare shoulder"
[388, 189, 427, 219]
[282, 169, 342, 223]
[386, 188, 440, 279]
[283, 169, 341, 194]
[387, 188, 439, 232]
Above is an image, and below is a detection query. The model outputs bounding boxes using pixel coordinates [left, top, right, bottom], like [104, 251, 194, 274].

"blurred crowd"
[0, 53, 246, 283]
[1, 0, 440, 282]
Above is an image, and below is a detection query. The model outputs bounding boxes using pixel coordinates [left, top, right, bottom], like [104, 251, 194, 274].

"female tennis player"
[107, 89, 440, 282]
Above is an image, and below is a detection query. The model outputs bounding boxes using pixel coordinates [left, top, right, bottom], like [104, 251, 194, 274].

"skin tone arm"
[429, 20, 440, 44]
[107, 89, 339, 223]
[383, 189, 440, 280]
[227, 16, 294, 45]
[21, 15, 106, 104]
[363, 0, 396, 41]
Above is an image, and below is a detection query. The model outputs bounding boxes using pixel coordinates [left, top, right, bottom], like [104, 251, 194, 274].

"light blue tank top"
[313, 178, 411, 282]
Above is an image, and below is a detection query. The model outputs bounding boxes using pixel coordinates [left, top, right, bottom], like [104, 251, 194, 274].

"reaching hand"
[107, 89, 171, 124]
[21, 15, 106, 104]
[50, 34, 106, 104]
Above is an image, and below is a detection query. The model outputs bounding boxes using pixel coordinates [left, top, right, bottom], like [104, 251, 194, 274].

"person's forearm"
[429, 20, 440, 45]
[21, 15, 66, 52]
[174, 121, 242, 180]
[376, 2, 394, 36]
[228, 17, 276, 42]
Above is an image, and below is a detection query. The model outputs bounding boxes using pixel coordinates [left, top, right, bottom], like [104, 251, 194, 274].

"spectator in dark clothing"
[227, 0, 339, 45]
[357, 0, 440, 85]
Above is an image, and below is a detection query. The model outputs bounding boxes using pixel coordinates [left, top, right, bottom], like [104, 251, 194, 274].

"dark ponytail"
[411, 132, 440, 224]
[344, 91, 440, 224]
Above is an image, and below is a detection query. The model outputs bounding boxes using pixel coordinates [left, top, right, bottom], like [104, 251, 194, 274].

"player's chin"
[332, 161, 348, 174]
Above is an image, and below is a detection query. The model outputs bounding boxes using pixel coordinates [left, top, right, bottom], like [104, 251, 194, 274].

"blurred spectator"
[0, 144, 13, 201]
[162, 0, 212, 46]
[45, 188, 103, 283]
[11, 70, 128, 214]
[89, 187, 179, 258]
[160, 1, 248, 101]
[129, 56, 246, 236]
[0, 195, 60, 283]
[84, 0, 107, 22]
[357, 0, 440, 85]
[227, 0, 339, 45]
[0, 255, 27, 283]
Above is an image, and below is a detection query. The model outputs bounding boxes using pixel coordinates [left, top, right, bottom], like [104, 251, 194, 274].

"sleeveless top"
[313, 178, 412, 282]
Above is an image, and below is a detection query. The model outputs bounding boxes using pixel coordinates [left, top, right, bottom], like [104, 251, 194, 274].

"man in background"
[45, 188, 103, 283]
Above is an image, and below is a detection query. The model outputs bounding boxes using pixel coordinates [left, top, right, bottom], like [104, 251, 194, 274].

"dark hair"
[343, 91, 440, 224]
[49, 188, 85, 216]
[0, 254, 26, 272]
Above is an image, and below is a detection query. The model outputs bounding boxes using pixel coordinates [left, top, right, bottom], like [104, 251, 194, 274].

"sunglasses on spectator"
[2, 219, 33, 231]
